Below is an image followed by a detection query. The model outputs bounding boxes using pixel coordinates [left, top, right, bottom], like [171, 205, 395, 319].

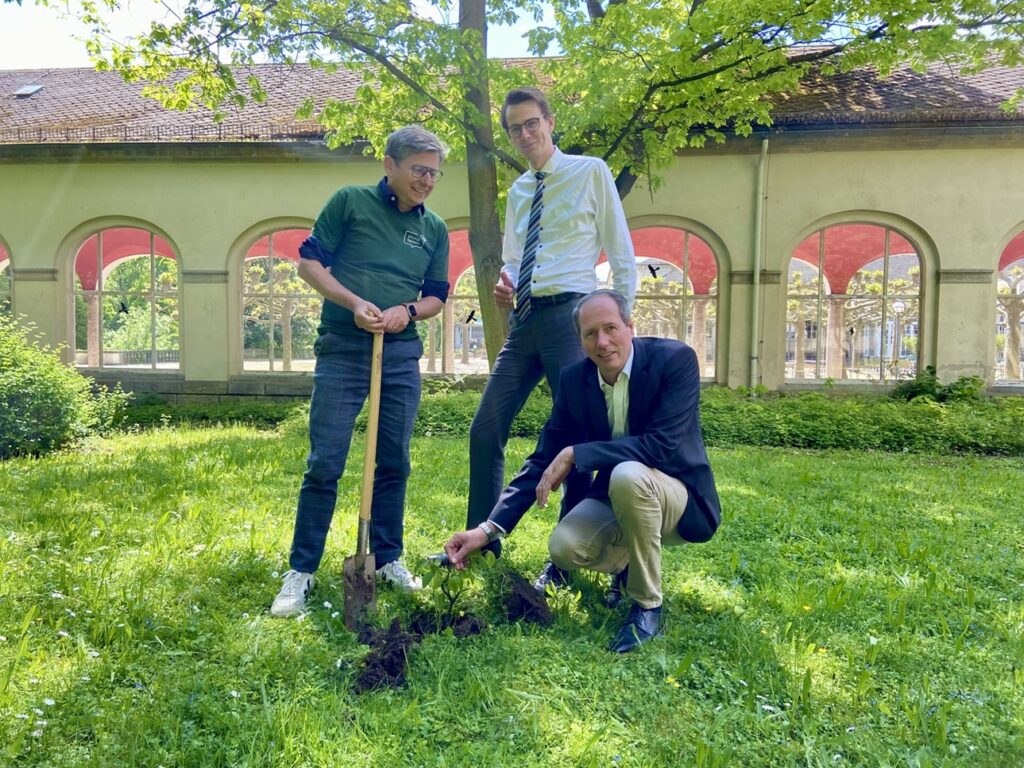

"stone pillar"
[935, 270, 995, 383]
[442, 300, 454, 373]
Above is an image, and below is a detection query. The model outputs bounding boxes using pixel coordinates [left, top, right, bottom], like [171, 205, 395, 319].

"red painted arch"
[629, 228, 718, 294]
[1000, 231, 1024, 270]
[791, 224, 917, 295]
[75, 227, 176, 291]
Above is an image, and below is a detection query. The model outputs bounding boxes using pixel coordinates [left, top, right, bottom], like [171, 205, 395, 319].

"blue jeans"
[289, 332, 422, 573]
[467, 297, 590, 529]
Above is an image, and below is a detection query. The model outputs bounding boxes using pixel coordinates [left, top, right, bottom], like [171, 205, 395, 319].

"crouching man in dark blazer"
[443, 289, 721, 652]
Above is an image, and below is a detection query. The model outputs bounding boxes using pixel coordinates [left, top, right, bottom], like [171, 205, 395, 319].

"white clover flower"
[331, 611, 339, 619]
[32, 708, 43, 716]
[323, 601, 332, 609]
[88, 651, 100, 658]
[15, 713, 28, 720]
[229, 690, 239, 698]
[50, 592, 66, 600]
[43, 699, 55, 706]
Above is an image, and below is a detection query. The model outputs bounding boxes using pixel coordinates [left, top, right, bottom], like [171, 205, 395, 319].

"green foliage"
[699, 386, 1024, 455]
[76, 0, 1022, 189]
[123, 399, 304, 430]
[1, 429, 1023, 765]
[0, 315, 129, 459]
[124, 385, 1024, 456]
[890, 365, 986, 403]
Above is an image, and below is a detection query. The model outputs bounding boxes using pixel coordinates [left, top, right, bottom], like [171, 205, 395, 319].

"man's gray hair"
[385, 126, 447, 164]
[572, 289, 631, 334]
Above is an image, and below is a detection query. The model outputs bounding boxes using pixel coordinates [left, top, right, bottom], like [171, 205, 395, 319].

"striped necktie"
[515, 171, 546, 321]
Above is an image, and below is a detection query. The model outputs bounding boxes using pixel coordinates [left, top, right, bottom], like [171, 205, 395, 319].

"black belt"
[530, 292, 585, 308]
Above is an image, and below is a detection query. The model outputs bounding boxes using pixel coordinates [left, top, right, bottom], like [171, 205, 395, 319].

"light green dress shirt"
[597, 342, 635, 439]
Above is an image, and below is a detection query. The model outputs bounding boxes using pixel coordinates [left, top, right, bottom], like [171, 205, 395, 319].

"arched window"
[628, 228, 719, 378]
[447, 266, 487, 373]
[996, 232, 1024, 383]
[787, 224, 921, 382]
[241, 229, 321, 372]
[0, 243, 10, 317]
[74, 227, 179, 369]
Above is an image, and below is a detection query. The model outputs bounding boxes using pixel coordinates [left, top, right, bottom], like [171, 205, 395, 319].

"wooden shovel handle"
[359, 332, 384, 525]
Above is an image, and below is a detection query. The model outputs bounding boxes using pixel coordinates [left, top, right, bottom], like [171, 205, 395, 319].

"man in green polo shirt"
[271, 125, 450, 617]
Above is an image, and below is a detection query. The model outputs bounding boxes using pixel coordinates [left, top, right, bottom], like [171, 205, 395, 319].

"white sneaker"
[376, 560, 423, 592]
[270, 570, 314, 617]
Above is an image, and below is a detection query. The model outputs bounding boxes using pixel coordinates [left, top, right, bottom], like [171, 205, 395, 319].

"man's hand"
[353, 300, 384, 333]
[381, 305, 411, 334]
[443, 527, 489, 570]
[494, 271, 514, 309]
[537, 446, 575, 508]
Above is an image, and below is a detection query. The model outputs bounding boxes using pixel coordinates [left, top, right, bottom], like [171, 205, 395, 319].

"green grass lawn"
[1, 419, 1022, 767]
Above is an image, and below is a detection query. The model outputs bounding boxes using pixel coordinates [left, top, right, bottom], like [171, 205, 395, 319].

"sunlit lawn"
[1, 417, 1022, 767]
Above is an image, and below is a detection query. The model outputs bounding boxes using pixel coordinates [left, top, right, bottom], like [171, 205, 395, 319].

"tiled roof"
[770, 59, 1024, 126]
[1, 58, 1021, 145]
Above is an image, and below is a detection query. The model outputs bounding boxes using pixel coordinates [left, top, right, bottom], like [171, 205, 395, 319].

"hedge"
[124, 385, 1024, 457]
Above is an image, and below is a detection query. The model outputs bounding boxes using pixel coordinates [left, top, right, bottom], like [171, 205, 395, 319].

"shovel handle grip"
[359, 332, 384, 528]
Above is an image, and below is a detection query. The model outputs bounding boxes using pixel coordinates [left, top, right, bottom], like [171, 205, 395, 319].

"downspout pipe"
[750, 137, 769, 391]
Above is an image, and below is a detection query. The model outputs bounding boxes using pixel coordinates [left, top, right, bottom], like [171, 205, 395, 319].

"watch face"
[407, 304, 417, 318]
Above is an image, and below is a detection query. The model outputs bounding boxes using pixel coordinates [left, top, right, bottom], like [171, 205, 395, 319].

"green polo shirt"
[312, 180, 450, 341]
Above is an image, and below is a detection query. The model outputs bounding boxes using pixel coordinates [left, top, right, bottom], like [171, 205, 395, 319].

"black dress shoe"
[533, 560, 571, 595]
[603, 567, 628, 608]
[609, 603, 663, 653]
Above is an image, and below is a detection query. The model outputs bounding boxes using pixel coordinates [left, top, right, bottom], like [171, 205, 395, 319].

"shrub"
[123, 400, 302, 430]
[0, 316, 129, 459]
[890, 365, 985, 403]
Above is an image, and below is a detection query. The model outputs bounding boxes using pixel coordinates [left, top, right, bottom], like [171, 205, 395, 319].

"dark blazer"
[491, 336, 721, 543]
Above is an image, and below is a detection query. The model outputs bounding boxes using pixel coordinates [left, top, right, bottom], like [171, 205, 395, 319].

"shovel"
[343, 331, 383, 630]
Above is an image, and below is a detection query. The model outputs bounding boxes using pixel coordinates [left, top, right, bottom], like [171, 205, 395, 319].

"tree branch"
[324, 26, 524, 171]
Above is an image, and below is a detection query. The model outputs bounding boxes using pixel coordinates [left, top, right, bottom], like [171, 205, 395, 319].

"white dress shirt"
[598, 341, 635, 439]
[503, 148, 636, 309]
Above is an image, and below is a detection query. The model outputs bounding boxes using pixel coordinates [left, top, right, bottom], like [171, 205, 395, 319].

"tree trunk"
[794, 313, 805, 378]
[691, 298, 707, 376]
[459, 0, 507, 369]
[1006, 297, 1022, 380]
[87, 293, 101, 367]
[282, 298, 294, 371]
[826, 297, 845, 380]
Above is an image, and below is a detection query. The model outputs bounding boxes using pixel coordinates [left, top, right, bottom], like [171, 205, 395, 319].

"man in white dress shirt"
[465, 87, 637, 593]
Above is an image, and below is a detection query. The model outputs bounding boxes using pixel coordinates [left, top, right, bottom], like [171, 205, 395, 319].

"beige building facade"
[2, 65, 1023, 398]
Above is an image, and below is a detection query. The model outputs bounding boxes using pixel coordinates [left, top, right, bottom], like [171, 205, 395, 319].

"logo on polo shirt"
[404, 231, 424, 249]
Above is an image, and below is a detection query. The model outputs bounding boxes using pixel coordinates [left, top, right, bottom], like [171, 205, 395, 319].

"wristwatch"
[406, 304, 418, 319]
[477, 520, 503, 543]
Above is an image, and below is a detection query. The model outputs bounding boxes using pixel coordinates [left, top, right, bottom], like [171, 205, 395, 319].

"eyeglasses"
[407, 164, 443, 181]
[507, 117, 543, 139]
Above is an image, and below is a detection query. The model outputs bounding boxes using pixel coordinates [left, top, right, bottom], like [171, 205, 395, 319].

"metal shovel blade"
[343, 547, 375, 630]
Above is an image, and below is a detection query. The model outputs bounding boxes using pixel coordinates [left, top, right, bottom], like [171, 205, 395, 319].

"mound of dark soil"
[408, 611, 487, 639]
[353, 618, 417, 693]
[503, 572, 553, 626]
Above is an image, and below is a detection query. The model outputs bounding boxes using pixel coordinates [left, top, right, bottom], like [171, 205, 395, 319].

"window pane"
[155, 255, 178, 292]
[243, 256, 274, 292]
[633, 295, 686, 340]
[243, 298, 272, 371]
[786, 298, 819, 379]
[103, 295, 151, 367]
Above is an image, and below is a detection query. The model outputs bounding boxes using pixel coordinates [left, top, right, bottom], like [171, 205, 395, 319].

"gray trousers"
[548, 462, 689, 609]
[467, 298, 588, 528]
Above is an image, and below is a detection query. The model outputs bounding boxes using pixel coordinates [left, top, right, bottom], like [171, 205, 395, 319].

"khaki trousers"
[547, 461, 689, 609]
